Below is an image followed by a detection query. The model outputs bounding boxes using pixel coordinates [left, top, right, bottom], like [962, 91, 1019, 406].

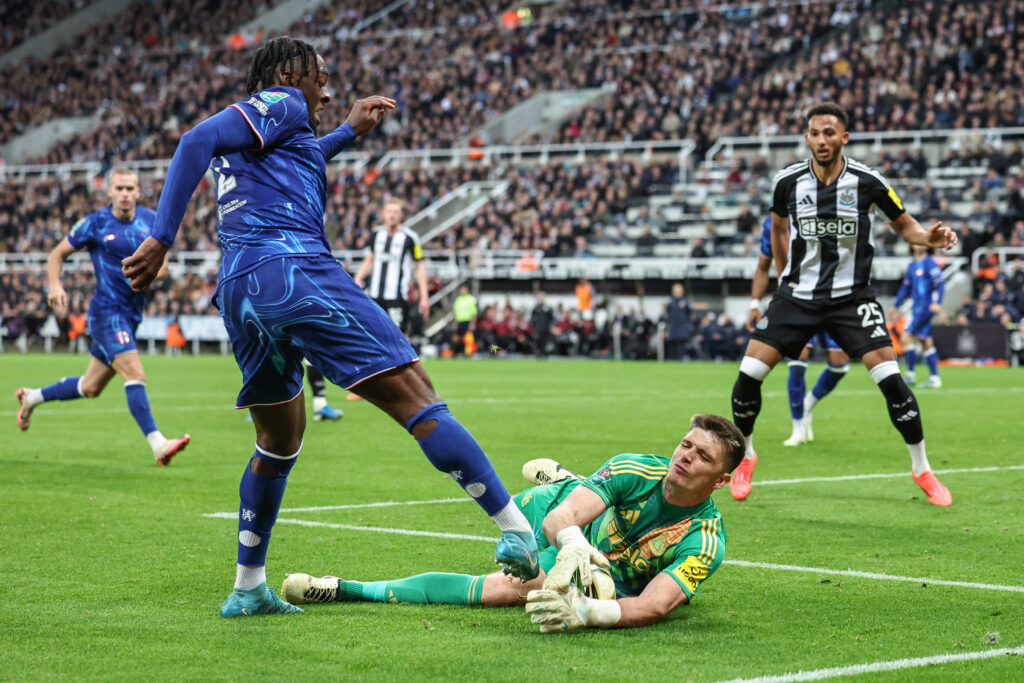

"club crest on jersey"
[839, 190, 855, 207]
[798, 217, 858, 238]
[104, 233, 117, 241]
[259, 91, 290, 104]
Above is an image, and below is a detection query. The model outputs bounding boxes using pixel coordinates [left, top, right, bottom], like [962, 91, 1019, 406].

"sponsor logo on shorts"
[259, 91, 290, 104]
[246, 97, 269, 116]
[798, 217, 858, 238]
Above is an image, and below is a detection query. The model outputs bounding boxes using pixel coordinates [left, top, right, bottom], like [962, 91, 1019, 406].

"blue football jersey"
[67, 206, 156, 321]
[759, 216, 772, 258]
[896, 255, 944, 310]
[211, 86, 332, 282]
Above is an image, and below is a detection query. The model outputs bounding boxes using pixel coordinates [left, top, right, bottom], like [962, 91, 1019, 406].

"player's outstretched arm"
[344, 95, 397, 137]
[46, 237, 76, 317]
[890, 214, 958, 251]
[122, 108, 257, 291]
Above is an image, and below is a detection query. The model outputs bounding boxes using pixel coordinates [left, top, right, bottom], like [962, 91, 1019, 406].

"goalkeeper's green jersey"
[518, 453, 725, 599]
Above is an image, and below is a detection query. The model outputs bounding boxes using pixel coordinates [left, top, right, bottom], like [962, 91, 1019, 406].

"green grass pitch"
[2, 354, 1022, 681]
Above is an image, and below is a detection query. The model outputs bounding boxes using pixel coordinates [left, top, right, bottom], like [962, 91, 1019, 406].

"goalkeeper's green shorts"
[513, 481, 583, 574]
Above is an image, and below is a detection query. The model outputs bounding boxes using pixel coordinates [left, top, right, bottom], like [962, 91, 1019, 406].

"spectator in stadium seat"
[635, 224, 658, 257]
[690, 237, 710, 259]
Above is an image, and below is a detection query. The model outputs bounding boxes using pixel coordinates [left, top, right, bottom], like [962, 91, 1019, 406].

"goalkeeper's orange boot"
[730, 452, 757, 501]
[912, 470, 952, 506]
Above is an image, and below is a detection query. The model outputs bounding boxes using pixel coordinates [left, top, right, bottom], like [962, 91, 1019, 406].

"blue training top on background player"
[67, 205, 156, 323]
[895, 250, 944, 338]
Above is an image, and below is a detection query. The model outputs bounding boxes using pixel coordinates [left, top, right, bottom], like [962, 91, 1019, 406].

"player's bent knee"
[253, 441, 302, 475]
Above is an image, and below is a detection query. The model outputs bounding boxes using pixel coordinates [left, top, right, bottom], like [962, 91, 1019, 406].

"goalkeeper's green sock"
[340, 572, 485, 605]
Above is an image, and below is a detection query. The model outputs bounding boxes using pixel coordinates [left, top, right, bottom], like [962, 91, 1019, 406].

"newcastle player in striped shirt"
[354, 199, 430, 337]
[729, 102, 958, 507]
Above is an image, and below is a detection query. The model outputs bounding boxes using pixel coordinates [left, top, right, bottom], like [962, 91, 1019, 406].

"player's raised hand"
[924, 221, 958, 250]
[122, 236, 169, 292]
[47, 285, 69, 317]
[345, 95, 397, 136]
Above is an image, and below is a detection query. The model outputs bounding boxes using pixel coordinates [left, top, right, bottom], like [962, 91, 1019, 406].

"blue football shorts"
[88, 309, 139, 365]
[216, 254, 418, 408]
[905, 309, 933, 339]
[805, 331, 842, 351]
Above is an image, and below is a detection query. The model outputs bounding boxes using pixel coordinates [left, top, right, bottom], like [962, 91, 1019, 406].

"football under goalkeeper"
[283, 413, 744, 632]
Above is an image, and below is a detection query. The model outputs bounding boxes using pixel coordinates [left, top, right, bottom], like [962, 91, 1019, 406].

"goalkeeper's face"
[666, 428, 731, 496]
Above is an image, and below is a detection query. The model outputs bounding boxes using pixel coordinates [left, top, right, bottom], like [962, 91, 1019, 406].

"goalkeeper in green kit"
[283, 413, 744, 632]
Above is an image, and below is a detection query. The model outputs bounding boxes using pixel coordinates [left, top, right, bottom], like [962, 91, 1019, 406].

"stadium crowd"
[5, 0, 1024, 169]
[5, 0, 859, 163]
[0, 0, 89, 54]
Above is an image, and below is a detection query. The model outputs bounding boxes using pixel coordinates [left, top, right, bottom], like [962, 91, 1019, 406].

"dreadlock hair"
[246, 37, 318, 95]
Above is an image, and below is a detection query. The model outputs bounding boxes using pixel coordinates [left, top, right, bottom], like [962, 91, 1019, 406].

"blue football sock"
[787, 362, 807, 420]
[924, 348, 939, 377]
[407, 402, 511, 516]
[905, 348, 918, 373]
[236, 446, 299, 567]
[812, 363, 848, 400]
[40, 376, 83, 402]
[125, 381, 158, 436]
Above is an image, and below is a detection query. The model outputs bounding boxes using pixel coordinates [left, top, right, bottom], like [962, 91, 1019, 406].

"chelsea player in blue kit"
[121, 37, 539, 617]
[746, 217, 849, 449]
[15, 168, 191, 465]
[890, 245, 945, 388]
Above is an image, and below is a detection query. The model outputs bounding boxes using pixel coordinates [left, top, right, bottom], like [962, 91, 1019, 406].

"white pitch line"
[712, 645, 1024, 683]
[5, 384, 1021, 418]
[755, 464, 1024, 487]
[262, 464, 1024, 513]
[199, 514, 1024, 594]
[201, 512, 494, 542]
[724, 560, 1024, 593]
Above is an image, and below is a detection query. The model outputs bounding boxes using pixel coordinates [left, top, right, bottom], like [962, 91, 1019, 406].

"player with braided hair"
[123, 36, 540, 617]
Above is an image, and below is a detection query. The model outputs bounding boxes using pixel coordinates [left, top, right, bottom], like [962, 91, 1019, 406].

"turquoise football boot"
[495, 530, 540, 581]
[219, 582, 304, 617]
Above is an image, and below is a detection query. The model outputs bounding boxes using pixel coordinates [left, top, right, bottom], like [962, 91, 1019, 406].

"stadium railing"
[704, 127, 1024, 170]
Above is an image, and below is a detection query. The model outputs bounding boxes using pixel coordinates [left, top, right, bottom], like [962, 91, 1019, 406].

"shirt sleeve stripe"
[607, 467, 664, 481]
[609, 460, 668, 475]
[230, 104, 264, 151]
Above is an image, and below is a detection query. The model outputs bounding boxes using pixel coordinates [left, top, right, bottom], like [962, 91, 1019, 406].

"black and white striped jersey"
[769, 157, 905, 302]
[366, 226, 423, 302]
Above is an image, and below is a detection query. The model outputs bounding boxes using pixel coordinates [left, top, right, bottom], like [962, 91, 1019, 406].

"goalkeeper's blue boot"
[219, 582, 304, 618]
[495, 530, 539, 581]
[313, 404, 344, 422]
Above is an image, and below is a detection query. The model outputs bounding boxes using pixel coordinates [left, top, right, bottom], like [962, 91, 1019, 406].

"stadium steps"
[0, 0, 135, 68]
[459, 89, 608, 146]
